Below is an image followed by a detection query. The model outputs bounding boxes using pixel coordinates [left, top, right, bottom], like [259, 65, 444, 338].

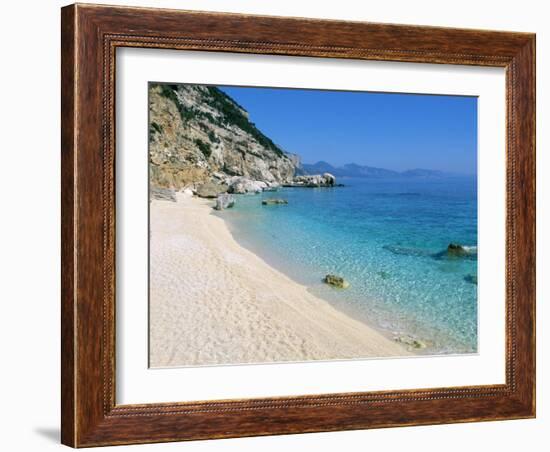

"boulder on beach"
[150, 187, 176, 202]
[196, 182, 228, 198]
[323, 274, 350, 289]
[214, 193, 235, 211]
[180, 187, 194, 197]
[262, 198, 288, 205]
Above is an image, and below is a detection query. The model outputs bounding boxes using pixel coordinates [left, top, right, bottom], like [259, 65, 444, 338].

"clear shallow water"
[219, 177, 478, 355]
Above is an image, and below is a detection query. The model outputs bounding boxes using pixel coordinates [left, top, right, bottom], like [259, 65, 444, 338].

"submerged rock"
[196, 182, 228, 198]
[464, 274, 478, 285]
[324, 274, 350, 289]
[385, 243, 477, 261]
[383, 245, 433, 258]
[394, 335, 427, 350]
[262, 198, 288, 205]
[214, 193, 235, 210]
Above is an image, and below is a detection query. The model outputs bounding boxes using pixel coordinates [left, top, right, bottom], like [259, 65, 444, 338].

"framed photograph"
[61, 3, 535, 447]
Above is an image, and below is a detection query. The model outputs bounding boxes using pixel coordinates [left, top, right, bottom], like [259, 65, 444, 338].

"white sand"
[149, 194, 408, 367]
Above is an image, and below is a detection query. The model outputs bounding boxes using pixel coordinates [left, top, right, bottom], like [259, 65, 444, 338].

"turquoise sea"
[219, 176, 478, 355]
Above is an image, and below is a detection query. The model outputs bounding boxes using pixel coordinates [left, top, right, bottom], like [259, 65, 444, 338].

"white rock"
[214, 193, 235, 210]
[255, 181, 268, 190]
[175, 187, 195, 202]
[293, 173, 336, 187]
[228, 177, 263, 194]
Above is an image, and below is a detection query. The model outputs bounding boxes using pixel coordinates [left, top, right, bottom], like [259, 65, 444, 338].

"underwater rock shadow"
[383, 244, 478, 261]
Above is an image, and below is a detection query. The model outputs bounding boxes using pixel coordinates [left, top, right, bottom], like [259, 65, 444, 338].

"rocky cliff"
[149, 83, 297, 189]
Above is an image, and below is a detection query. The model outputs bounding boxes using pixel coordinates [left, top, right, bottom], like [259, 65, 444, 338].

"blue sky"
[219, 86, 477, 174]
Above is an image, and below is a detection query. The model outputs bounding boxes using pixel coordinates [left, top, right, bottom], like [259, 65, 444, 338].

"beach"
[149, 193, 409, 368]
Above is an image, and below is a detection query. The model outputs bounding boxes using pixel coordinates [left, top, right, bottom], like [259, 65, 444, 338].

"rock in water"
[432, 243, 477, 261]
[447, 243, 469, 256]
[260, 180, 282, 192]
[393, 335, 427, 350]
[256, 181, 269, 190]
[464, 274, 478, 285]
[214, 193, 235, 210]
[262, 198, 288, 205]
[196, 182, 228, 198]
[322, 172, 336, 186]
[290, 173, 336, 187]
[227, 177, 265, 194]
[324, 274, 350, 289]
[445, 243, 478, 260]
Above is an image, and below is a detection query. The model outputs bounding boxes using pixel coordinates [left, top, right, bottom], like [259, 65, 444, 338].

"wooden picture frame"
[61, 3, 535, 447]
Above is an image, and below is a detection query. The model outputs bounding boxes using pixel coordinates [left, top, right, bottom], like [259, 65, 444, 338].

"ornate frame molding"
[61, 4, 535, 447]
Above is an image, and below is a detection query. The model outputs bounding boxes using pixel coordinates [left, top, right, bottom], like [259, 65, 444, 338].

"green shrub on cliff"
[194, 138, 212, 159]
[149, 122, 163, 143]
[154, 83, 196, 123]
[208, 130, 220, 143]
[205, 86, 284, 157]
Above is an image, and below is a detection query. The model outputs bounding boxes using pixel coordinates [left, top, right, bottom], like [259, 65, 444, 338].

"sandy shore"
[149, 193, 408, 367]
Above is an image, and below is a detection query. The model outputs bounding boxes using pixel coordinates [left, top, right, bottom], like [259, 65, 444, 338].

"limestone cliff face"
[149, 84, 297, 189]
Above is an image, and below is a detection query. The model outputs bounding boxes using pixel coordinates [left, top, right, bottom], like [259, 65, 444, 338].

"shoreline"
[149, 193, 410, 368]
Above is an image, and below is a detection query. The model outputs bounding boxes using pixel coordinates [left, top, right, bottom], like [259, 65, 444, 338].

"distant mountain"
[340, 163, 400, 178]
[301, 161, 454, 179]
[299, 161, 338, 175]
